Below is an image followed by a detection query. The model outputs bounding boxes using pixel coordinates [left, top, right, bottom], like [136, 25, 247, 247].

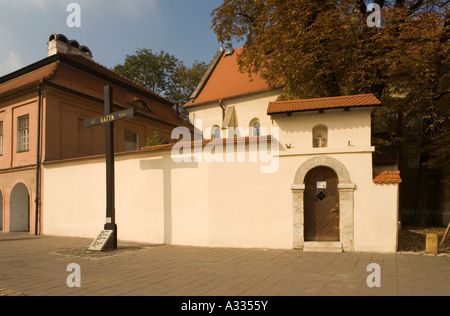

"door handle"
[332, 208, 340, 214]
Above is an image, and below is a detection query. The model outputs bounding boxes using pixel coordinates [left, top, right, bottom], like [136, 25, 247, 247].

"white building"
[42, 48, 401, 253]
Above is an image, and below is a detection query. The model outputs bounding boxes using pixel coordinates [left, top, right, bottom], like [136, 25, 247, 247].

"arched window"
[211, 125, 221, 139]
[250, 120, 262, 137]
[313, 125, 328, 148]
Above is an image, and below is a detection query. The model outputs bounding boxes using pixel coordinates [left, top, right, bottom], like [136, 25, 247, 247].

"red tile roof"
[268, 94, 381, 115]
[373, 171, 402, 184]
[185, 47, 273, 107]
[0, 62, 59, 98]
[57, 53, 173, 106]
[0, 53, 191, 129]
[139, 135, 272, 153]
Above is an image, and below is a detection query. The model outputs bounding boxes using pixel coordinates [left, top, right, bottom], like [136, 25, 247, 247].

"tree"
[145, 130, 169, 147]
[212, 0, 450, 225]
[114, 48, 179, 95]
[167, 61, 209, 120]
[114, 49, 208, 120]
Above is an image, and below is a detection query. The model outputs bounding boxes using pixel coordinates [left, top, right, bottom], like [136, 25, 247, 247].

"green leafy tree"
[167, 61, 209, 120]
[114, 49, 209, 120]
[114, 48, 179, 95]
[212, 0, 450, 225]
[145, 130, 169, 147]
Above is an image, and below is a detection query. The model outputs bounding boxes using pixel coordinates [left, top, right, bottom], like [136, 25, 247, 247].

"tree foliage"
[166, 61, 209, 105]
[212, 0, 450, 224]
[114, 49, 209, 119]
[212, 0, 449, 162]
[114, 48, 179, 95]
[145, 130, 169, 147]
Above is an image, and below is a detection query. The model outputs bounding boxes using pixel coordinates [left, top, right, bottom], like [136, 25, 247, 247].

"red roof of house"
[268, 94, 381, 115]
[185, 47, 272, 107]
[0, 53, 191, 129]
[373, 171, 402, 184]
[139, 135, 272, 153]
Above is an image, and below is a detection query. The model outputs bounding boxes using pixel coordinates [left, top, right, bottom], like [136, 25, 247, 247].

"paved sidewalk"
[0, 232, 449, 296]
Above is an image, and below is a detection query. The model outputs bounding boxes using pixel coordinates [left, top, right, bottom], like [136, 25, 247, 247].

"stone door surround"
[292, 156, 356, 252]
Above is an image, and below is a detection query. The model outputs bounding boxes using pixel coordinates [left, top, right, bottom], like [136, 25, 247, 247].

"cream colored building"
[40, 48, 402, 253]
[0, 34, 191, 235]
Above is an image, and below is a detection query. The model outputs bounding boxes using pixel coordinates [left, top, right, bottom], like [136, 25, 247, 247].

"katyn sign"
[84, 107, 136, 128]
[84, 86, 136, 251]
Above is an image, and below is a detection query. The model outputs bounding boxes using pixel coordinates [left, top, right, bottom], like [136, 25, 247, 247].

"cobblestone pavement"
[0, 233, 449, 296]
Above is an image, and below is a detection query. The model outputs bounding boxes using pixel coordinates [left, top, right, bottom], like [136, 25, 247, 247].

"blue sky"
[0, 0, 225, 77]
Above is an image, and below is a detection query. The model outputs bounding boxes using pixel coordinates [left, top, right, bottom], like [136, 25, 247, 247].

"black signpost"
[84, 85, 136, 251]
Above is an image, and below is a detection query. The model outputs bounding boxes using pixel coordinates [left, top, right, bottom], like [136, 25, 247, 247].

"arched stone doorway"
[304, 167, 340, 242]
[292, 157, 356, 252]
[10, 183, 30, 232]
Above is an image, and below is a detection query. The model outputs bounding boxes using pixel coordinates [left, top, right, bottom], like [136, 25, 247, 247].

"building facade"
[0, 34, 191, 234]
[41, 48, 402, 253]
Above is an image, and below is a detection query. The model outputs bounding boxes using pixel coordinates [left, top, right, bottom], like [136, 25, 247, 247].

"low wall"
[43, 145, 400, 252]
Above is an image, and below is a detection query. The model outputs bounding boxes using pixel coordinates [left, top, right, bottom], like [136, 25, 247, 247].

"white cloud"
[0, 52, 23, 77]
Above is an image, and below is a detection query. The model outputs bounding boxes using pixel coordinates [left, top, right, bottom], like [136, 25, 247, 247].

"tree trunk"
[414, 163, 429, 226]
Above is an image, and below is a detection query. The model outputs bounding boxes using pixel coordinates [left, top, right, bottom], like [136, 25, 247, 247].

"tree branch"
[395, 0, 406, 8]
[358, 0, 367, 14]
[375, 0, 386, 9]
[440, 11, 450, 43]
[408, 0, 424, 14]
[236, 11, 255, 24]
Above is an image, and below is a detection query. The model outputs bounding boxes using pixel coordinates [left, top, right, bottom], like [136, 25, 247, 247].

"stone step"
[303, 242, 343, 253]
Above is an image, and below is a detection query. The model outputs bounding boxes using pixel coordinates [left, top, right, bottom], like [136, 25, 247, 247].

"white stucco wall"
[43, 143, 399, 252]
[188, 90, 281, 138]
[274, 108, 373, 151]
[42, 101, 399, 252]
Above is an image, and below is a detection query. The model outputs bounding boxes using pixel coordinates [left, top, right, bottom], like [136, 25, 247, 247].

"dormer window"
[313, 125, 328, 148]
[129, 99, 151, 112]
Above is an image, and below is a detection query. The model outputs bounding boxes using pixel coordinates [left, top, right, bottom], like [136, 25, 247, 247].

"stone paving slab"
[0, 232, 449, 296]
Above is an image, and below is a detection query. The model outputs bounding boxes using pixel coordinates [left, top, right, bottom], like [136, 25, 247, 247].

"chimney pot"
[47, 33, 93, 60]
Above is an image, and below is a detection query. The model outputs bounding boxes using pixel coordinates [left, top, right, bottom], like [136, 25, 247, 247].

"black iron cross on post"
[84, 85, 136, 251]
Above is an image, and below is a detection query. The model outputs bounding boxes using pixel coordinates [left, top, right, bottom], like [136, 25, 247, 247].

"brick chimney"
[47, 33, 93, 60]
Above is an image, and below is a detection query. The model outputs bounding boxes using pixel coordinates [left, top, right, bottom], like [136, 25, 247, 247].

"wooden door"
[304, 167, 340, 241]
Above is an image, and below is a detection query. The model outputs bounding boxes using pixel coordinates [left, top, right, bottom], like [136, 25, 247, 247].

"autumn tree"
[212, 0, 450, 225]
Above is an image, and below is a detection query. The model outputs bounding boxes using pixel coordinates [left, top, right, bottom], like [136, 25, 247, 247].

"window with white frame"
[17, 115, 29, 152]
[124, 130, 139, 151]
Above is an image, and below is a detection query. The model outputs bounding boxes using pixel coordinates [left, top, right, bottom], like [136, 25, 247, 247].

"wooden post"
[103, 85, 117, 250]
[84, 85, 136, 251]
[440, 222, 450, 249]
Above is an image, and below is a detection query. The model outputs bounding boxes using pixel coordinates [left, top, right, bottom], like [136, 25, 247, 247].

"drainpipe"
[35, 82, 42, 235]
[219, 99, 225, 120]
